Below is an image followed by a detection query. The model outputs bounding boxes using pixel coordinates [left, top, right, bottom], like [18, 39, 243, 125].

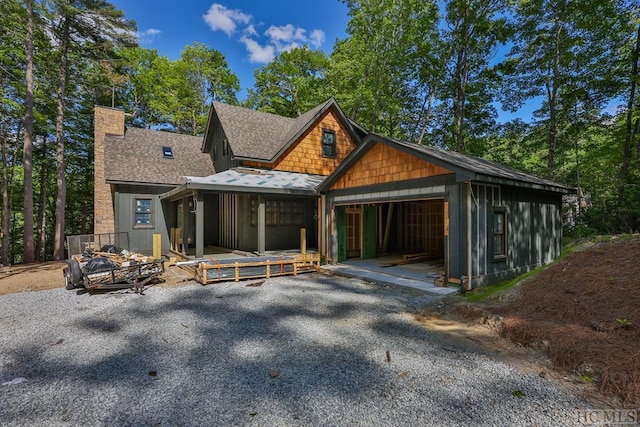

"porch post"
[182, 197, 190, 255]
[195, 191, 204, 259]
[258, 195, 266, 255]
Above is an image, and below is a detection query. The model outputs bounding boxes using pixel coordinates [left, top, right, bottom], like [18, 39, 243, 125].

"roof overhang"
[319, 133, 575, 194]
[159, 168, 324, 201]
[106, 179, 180, 188]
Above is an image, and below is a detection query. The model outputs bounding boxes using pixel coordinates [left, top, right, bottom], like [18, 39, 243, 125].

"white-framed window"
[492, 206, 507, 260]
[134, 197, 154, 228]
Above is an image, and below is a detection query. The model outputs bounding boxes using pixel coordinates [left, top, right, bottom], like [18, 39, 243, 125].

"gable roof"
[320, 134, 575, 194]
[204, 98, 361, 163]
[104, 127, 214, 186]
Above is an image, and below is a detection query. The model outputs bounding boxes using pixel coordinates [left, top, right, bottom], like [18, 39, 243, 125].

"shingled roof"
[206, 98, 358, 162]
[320, 133, 574, 194]
[104, 127, 214, 186]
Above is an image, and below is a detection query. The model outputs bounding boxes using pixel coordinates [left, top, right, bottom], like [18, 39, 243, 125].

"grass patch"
[463, 236, 590, 303]
[464, 266, 544, 302]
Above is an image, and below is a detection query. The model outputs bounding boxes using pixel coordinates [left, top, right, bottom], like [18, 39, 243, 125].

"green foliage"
[245, 47, 329, 117]
[328, 0, 440, 137]
[117, 43, 239, 134]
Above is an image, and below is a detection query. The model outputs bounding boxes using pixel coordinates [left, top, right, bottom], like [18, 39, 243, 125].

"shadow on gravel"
[0, 274, 585, 426]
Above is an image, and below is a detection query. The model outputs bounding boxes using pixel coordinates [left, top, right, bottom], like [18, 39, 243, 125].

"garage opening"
[337, 198, 446, 261]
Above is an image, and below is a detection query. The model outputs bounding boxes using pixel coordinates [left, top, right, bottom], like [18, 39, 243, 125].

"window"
[252, 199, 306, 227]
[492, 207, 507, 260]
[134, 198, 153, 228]
[266, 200, 278, 226]
[250, 197, 258, 227]
[292, 201, 305, 226]
[322, 129, 336, 158]
[162, 146, 174, 159]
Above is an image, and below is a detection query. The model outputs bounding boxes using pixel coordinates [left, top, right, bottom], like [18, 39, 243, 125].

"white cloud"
[203, 3, 251, 36]
[203, 3, 326, 63]
[240, 35, 275, 63]
[244, 24, 258, 37]
[308, 29, 325, 48]
[137, 28, 161, 44]
[265, 24, 306, 44]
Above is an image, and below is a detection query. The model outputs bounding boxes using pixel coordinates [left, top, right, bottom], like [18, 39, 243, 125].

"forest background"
[1, 0, 639, 265]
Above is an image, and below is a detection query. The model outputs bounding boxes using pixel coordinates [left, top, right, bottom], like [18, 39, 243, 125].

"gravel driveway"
[0, 273, 594, 426]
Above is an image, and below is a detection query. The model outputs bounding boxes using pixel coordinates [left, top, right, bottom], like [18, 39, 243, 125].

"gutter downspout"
[466, 180, 473, 291]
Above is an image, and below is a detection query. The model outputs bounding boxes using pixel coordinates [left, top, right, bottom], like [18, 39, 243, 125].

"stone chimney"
[94, 106, 125, 234]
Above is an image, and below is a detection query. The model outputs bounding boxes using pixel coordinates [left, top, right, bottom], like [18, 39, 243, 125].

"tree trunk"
[2, 121, 21, 267]
[453, 3, 469, 153]
[416, 85, 437, 145]
[0, 116, 8, 266]
[23, 0, 35, 264]
[53, 16, 70, 261]
[36, 139, 48, 262]
[547, 8, 562, 175]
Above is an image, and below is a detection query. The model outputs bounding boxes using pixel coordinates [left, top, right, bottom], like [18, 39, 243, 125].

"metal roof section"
[160, 167, 326, 200]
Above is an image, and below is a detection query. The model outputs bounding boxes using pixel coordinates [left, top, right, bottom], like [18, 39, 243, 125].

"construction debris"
[64, 233, 164, 291]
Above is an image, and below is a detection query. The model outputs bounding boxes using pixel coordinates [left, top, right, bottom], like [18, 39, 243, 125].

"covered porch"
[159, 168, 326, 259]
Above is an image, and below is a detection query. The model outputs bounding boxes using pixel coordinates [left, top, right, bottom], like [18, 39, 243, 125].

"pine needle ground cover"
[494, 237, 640, 404]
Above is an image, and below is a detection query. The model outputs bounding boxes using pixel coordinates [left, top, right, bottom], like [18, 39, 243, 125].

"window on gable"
[134, 197, 154, 229]
[162, 146, 174, 159]
[322, 129, 336, 158]
[492, 207, 507, 261]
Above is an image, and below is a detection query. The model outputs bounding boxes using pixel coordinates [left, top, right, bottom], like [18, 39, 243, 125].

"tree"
[245, 46, 330, 117]
[328, 0, 440, 137]
[118, 43, 238, 135]
[23, 0, 35, 264]
[440, 0, 508, 153]
[499, 0, 624, 176]
[46, 0, 136, 260]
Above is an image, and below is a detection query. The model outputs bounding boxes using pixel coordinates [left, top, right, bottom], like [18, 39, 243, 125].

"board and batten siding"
[243, 110, 356, 176]
[330, 142, 453, 190]
[114, 184, 173, 254]
[235, 195, 318, 252]
[468, 183, 563, 285]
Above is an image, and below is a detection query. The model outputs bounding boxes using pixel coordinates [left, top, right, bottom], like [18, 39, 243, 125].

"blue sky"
[109, 0, 547, 123]
[110, 0, 350, 101]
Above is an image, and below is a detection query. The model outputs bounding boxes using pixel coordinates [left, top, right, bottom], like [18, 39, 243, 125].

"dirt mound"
[494, 237, 640, 404]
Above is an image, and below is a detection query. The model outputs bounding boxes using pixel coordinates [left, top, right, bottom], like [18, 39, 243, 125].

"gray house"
[318, 133, 574, 287]
[93, 101, 573, 288]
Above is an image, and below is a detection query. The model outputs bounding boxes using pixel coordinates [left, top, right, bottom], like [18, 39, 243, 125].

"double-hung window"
[322, 129, 336, 158]
[492, 207, 507, 260]
[134, 198, 153, 228]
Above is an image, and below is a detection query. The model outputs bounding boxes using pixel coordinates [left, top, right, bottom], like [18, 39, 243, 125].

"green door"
[362, 205, 377, 259]
[336, 206, 347, 262]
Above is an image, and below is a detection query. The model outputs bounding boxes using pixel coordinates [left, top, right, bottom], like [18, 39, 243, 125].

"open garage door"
[335, 198, 446, 261]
